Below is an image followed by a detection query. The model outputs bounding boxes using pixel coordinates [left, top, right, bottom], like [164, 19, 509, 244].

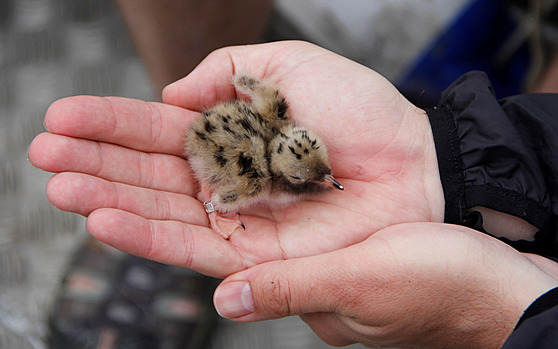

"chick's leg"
[201, 186, 244, 239]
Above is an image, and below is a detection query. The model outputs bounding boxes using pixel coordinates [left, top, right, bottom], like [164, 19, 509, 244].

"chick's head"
[269, 126, 343, 190]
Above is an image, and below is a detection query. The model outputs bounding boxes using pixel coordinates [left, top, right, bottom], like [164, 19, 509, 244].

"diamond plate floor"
[0, 0, 367, 348]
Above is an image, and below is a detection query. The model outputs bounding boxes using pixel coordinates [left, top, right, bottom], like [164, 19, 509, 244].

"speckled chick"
[185, 74, 343, 238]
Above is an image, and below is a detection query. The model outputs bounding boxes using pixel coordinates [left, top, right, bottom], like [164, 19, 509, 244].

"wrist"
[491, 256, 558, 347]
[404, 103, 445, 222]
[444, 267, 558, 349]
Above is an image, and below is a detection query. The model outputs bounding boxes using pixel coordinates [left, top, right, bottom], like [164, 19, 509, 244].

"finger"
[44, 96, 198, 155]
[162, 41, 325, 110]
[87, 208, 246, 278]
[212, 240, 380, 322]
[46, 172, 207, 226]
[29, 133, 196, 195]
[162, 46, 236, 110]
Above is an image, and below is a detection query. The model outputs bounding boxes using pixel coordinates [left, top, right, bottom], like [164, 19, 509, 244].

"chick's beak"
[322, 174, 344, 190]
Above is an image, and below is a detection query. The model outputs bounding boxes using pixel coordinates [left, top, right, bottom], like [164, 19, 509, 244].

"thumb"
[213, 244, 374, 322]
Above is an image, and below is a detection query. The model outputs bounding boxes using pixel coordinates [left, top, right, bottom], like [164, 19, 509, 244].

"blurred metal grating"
[18, 201, 79, 240]
[0, 159, 18, 194]
[4, 28, 63, 65]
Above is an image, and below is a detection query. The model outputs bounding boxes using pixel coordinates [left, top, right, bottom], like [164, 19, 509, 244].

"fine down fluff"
[185, 73, 343, 216]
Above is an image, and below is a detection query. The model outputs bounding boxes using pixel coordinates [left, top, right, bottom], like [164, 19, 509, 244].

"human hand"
[28, 41, 444, 277]
[214, 222, 558, 348]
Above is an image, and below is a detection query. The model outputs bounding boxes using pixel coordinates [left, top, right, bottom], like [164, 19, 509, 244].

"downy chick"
[185, 74, 343, 239]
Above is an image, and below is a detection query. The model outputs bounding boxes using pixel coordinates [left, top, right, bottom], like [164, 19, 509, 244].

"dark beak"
[322, 174, 344, 190]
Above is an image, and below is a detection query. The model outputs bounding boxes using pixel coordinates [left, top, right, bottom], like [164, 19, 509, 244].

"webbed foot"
[204, 202, 244, 239]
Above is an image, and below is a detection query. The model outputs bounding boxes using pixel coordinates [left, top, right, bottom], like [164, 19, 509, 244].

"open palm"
[29, 41, 444, 278]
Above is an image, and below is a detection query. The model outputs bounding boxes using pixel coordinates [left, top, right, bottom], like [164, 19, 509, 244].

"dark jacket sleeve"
[425, 71, 558, 261]
[502, 287, 558, 349]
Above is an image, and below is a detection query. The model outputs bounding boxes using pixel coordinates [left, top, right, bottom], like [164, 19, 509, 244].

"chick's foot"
[207, 211, 245, 239]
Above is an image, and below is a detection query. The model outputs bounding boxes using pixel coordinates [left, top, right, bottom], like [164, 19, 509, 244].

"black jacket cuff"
[502, 287, 558, 348]
[425, 71, 558, 259]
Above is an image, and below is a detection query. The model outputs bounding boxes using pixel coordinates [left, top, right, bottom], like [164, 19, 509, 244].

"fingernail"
[214, 281, 254, 319]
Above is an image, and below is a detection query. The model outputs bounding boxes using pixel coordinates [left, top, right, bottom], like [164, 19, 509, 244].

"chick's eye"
[289, 175, 302, 180]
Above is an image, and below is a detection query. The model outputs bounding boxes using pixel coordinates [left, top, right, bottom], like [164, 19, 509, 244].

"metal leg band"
[203, 202, 215, 213]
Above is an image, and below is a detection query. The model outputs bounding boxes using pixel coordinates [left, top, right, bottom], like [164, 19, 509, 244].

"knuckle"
[256, 273, 293, 318]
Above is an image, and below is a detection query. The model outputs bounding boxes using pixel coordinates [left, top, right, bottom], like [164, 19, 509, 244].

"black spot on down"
[276, 98, 288, 119]
[204, 120, 216, 133]
[195, 131, 206, 141]
[237, 118, 259, 137]
[237, 153, 254, 176]
[214, 147, 227, 167]
[289, 146, 302, 160]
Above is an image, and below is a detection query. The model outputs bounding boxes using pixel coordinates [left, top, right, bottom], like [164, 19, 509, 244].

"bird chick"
[185, 74, 343, 239]
[268, 125, 343, 203]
